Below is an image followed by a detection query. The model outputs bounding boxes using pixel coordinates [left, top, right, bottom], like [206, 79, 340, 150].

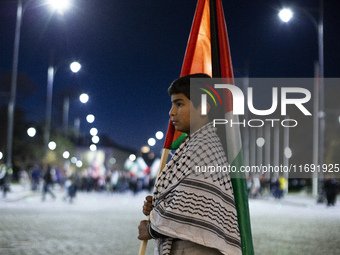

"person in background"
[323, 175, 339, 206]
[0, 163, 10, 198]
[42, 165, 56, 201]
[31, 164, 41, 191]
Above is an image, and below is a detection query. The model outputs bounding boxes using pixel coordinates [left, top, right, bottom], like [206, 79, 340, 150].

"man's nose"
[169, 105, 175, 116]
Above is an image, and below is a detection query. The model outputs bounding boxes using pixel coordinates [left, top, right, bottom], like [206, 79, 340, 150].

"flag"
[163, 0, 211, 150]
[163, 0, 254, 254]
[163, 119, 187, 150]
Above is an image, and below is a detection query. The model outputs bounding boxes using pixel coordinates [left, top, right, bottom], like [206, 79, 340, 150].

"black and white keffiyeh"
[150, 123, 242, 255]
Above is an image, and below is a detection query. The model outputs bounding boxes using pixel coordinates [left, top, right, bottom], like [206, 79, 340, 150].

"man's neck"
[189, 120, 210, 136]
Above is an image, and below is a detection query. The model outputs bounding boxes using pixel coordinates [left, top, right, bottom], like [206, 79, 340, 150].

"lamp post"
[283, 116, 291, 194]
[279, 0, 324, 197]
[6, 0, 23, 169]
[7, 0, 71, 168]
[44, 61, 81, 150]
[63, 91, 87, 137]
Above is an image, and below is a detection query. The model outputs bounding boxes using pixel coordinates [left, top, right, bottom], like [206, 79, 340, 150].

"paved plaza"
[1, 185, 339, 255]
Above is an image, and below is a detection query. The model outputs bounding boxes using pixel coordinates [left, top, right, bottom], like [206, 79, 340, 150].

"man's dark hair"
[168, 73, 211, 107]
[168, 73, 223, 120]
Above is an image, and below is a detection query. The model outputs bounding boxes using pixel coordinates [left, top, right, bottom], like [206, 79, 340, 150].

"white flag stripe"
[225, 111, 242, 163]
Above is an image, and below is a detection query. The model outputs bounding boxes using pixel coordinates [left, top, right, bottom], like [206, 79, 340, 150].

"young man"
[138, 73, 241, 255]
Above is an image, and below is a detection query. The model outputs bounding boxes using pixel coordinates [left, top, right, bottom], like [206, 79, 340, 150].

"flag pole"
[138, 148, 170, 255]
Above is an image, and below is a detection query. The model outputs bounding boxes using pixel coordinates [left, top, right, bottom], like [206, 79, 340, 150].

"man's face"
[169, 93, 202, 135]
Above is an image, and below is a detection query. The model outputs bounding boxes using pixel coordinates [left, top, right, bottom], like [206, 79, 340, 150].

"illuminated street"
[1, 185, 339, 255]
[0, 186, 155, 255]
[1, 1, 340, 255]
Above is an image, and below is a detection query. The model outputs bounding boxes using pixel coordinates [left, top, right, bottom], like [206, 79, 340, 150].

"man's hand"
[138, 220, 152, 240]
[142, 195, 153, 216]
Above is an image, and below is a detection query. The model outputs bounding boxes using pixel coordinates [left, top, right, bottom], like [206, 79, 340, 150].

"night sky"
[0, 0, 339, 155]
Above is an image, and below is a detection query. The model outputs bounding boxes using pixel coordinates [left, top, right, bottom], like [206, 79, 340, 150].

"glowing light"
[90, 128, 98, 136]
[148, 138, 156, 146]
[71, 157, 77, 163]
[129, 154, 136, 161]
[27, 127, 36, 137]
[79, 93, 89, 103]
[0, 152, 3, 160]
[76, 160, 83, 168]
[86, 114, 95, 123]
[284, 147, 292, 159]
[70, 62, 81, 73]
[49, 0, 70, 11]
[109, 158, 116, 164]
[155, 131, 164, 140]
[92, 136, 99, 144]
[63, 151, 70, 159]
[278, 8, 293, 22]
[141, 146, 150, 154]
[90, 144, 97, 151]
[48, 141, 56, 150]
[256, 137, 265, 147]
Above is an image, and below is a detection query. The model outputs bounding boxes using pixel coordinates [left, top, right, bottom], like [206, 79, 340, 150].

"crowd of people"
[1, 160, 339, 206]
[246, 175, 288, 199]
[9, 156, 161, 202]
[246, 174, 340, 206]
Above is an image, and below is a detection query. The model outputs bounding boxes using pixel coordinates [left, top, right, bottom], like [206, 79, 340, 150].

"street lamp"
[90, 128, 98, 136]
[148, 138, 156, 147]
[76, 160, 83, 168]
[45, 61, 82, 147]
[63, 151, 70, 159]
[27, 127, 36, 137]
[6, 0, 71, 169]
[71, 157, 77, 163]
[141, 146, 150, 154]
[90, 144, 97, 151]
[155, 131, 164, 140]
[48, 141, 57, 150]
[70, 62, 81, 73]
[284, 147, 292, 159]
[6, 0, 23, 169]
[79, 93, 89, 103]
[278, 0, 324, 198]
[92, 136, 99, 144]
[256, 137, 265, 147]
[63, 91, 87, 136]
[49, 0, 70, 15]
[278, 9, 293, 22]
[86, 114, 95, 123]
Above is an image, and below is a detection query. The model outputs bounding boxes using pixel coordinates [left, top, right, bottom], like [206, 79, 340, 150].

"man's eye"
[177, 103, 182, 107]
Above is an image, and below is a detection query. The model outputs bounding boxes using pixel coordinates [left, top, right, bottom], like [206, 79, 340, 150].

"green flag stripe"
[230, 150, 254, 255]
[169, 133, 188, 150]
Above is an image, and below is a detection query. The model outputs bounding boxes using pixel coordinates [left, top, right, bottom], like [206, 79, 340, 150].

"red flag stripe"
[216, 0, 234, 113]
[164, 0, 211, 149]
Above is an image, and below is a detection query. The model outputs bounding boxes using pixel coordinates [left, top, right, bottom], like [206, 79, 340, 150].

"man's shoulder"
[189, 123, 223, 149]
